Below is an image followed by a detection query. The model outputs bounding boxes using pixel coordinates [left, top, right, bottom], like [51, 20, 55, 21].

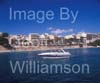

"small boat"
[38, 48, 71, 59]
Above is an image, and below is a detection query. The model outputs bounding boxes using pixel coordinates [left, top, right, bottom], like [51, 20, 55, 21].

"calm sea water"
[0, 48, 100, 83]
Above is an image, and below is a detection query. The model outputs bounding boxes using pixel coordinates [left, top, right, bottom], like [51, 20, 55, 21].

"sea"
[0, 48, 100, 83]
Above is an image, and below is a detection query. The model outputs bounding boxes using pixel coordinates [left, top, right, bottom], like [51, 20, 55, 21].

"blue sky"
[0, 0, 100, 35]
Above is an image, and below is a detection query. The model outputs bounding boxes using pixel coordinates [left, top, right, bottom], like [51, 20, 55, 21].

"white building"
[64, 34, 74, 39]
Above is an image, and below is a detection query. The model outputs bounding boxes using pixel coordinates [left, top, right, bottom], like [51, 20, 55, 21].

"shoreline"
[0, 46, 100, 53]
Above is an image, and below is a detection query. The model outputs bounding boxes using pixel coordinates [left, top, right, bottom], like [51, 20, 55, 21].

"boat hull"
[38, 52, 71, 56]
[42, 55, 70, 59]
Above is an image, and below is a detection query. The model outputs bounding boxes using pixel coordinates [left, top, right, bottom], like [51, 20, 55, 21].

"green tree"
[2, 33, 9, 37]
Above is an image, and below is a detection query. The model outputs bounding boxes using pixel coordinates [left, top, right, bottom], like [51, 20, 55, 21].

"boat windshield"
[52, 49, 65, 53]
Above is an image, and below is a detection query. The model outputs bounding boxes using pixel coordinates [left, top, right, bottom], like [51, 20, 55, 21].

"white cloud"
[48, 27, 74, 35]
[66, 29, 73, 32]
[48, 27, 54, 30]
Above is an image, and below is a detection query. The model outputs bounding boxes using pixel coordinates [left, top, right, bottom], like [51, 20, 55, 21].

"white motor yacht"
[38, 48, 71, 59]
